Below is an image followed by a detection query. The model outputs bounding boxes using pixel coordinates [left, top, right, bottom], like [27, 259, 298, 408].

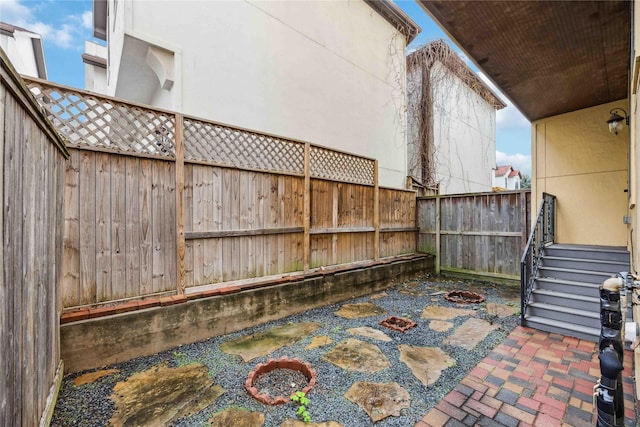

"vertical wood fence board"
[183, 165, 194, 286]
[138, 159, 153, 295]
[78, 151, 97, 303]
[63, 150, 80, 306]
[111, 155, 127, 300]
[95, 152, 112, 302]
[124, 157, 141, 298]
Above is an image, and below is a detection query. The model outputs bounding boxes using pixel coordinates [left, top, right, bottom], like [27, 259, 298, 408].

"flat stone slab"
[421, 305, 475, 320]
[323, 338, 390, 372]
[399, 345, 455, 387]
[209, 407, 265, 426]
[428, 320, 454, 332]
[444, 318, 499, 350]
[110, 363, 225, 427]
[344, 382, 410, 422]
[486, 302, 519, 318]
[221, 322, 322, 362]
[281, 420, 344, 427]
[334, 302, 386, 319]
[398, 288, 425, 297]
[306, 335, 333, 350]
[347, 326, 392, 342]
[73, 369, 119, 386]
[368, 292, 387, 300]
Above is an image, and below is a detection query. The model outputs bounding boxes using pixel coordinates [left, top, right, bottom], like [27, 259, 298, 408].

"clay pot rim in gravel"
[444, 290, 485, 304]
[245, 357, 317, 405]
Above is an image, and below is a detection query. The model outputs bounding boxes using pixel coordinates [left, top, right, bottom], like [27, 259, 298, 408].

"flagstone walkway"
[418, 326, 638, 427]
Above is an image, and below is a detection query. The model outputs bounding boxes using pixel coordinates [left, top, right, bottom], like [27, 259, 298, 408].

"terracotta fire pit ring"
[245, 357, 317, 405]
[444, 290, 485, 304]
[379, 316, 417, 333]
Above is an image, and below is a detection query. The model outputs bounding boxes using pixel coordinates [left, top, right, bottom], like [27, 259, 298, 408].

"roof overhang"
[93, 0, 107, 41]
[417, 1, 631, 121]
[365, 0, 421, 44]
[0, 21, 47, 79]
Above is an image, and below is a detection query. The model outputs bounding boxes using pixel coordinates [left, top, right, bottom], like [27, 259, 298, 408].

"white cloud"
[496, 151, 531, 176]
[0, 0, 91, 49]
[0, 0, 33, 22]
[82, 10, 92, 29]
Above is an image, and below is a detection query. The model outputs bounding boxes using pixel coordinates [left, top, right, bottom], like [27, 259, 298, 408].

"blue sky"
[0, 0, 531, 174]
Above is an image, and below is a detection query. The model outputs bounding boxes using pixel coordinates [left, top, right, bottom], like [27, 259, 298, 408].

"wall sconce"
[606, 108, 628, 135]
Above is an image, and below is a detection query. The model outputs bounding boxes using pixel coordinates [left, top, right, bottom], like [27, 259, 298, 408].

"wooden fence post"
[175, 114, 186, 294]
[374, 160, 380, 261]
[435, 195, 441, 275]
[303, 142, 311, 272]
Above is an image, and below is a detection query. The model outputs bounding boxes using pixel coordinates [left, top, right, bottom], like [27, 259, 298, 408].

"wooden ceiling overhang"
[417, 1, 631, 121]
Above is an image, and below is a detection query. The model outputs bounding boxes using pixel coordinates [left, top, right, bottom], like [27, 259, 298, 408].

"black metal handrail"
[520, 192, 556, 323]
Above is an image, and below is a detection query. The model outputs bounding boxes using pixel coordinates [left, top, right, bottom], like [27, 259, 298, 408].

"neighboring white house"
[83, 40, 107, 93]
[0, 22, 47, 79]
[407, 40, 505, 195]
[493, 165, 522, 190]
[88, 0, 420, 189]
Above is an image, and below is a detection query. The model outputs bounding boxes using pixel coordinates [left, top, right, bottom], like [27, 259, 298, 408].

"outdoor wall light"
[606, 108, 629, 135]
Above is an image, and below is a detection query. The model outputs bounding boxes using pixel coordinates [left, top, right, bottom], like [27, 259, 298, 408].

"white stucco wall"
[84, 41, 108, 93]
[430, 62, 496, 194]
[104, 0, 408, 188]
[0, 29, 41, 78]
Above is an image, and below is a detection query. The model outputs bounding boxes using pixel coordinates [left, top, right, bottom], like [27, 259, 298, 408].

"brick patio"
[417, 326, 638, 427]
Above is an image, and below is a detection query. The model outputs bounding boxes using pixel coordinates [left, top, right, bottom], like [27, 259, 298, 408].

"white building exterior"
[83, 41, 107, 93]
[493, 165, 522, 190]
[89, 0, 420, 189]
[0, 22, 47, 79]
[407, 40, 505, 195]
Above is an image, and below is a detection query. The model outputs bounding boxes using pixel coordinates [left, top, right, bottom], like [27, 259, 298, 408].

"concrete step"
[534, 277, 599, 296]
[537, 266, 614, 284]
[523, 315, 600, 342]
[530, 289, 599, 312]
[540, 256, 629, 274]
[543, 245, 630, 263]
[526, 302, 599, 329]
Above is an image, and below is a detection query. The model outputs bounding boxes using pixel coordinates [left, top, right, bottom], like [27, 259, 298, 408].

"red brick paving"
[417, 326, 638, 427]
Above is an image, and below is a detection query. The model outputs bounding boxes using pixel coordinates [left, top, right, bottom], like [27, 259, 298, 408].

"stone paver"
[443, 317, 498, 350]
[416, 326, 638, 427]
[334, 302, 386, 319]
[344, 381, 410, 422]
[322, 338, 390, 372]
[421, 305, 475, 320]
[399, 345, 455, 387]
[346, 326, 392, 342]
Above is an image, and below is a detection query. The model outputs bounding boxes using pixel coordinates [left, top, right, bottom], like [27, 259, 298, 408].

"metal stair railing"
[520, 192, 556, 324]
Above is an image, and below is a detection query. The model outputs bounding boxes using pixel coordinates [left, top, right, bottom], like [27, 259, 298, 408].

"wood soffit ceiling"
[417, 1, 631, 121]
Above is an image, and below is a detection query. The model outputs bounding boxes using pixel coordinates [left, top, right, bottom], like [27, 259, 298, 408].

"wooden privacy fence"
[25, 77, 417, 310]
[417, 190, 531, 281]
[1, 52, 68, 427]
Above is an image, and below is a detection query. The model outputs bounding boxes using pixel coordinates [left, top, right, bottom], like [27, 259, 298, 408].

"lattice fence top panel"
[310, 146, 375, 185]
[26, 81, 176, 157]
[183, 117, 305, 174]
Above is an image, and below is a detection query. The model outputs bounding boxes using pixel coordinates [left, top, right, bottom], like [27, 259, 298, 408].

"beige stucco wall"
[532, 100, 629, 246]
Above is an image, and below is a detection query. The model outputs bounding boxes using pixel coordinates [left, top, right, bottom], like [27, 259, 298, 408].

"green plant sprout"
[290, 390, 312, 423]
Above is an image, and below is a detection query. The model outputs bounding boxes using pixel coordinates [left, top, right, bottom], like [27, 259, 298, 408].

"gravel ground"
[51, 275, 521, 427]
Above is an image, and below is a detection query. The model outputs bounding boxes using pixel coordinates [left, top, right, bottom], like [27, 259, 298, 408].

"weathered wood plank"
[111, 154, 127, 300]
[125, 157, 141, 298]
[62, 150, 80, 306]
[183, 164, 194, 287]
[95, 153, 112, 302]
[139, 159, 153, 295]
[78, 151, 97, 303]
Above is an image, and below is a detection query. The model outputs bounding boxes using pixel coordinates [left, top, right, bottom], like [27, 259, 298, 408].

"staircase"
[522, 244, 631, 342]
